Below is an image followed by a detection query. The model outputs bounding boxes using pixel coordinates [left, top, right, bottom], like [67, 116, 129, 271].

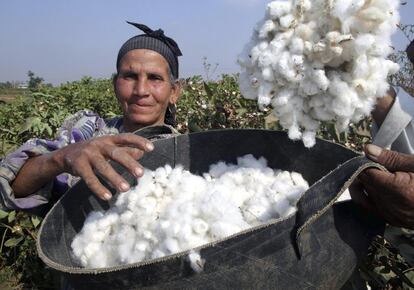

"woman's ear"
[170, 80, 182, 104]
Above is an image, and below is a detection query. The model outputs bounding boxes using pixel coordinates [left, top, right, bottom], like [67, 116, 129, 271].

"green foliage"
[361, 235, 414, 289]
[0, 210, 53, 289]
[176, 74, 267, 133]
[0, 77, 119, 156]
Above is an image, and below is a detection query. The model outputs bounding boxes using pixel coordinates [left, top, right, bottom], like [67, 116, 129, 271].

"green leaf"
[31, 216, 41, 228]
[188, 120, 203, 132]
[7, 210, 16, 223]
[19, 218, 33, 229]
[203, 82, 213, 98]
[0, 209, 9, 219]
[4, 236, 24, 248]
[326, 123, 341, 142]
[18, 117, 41, 134]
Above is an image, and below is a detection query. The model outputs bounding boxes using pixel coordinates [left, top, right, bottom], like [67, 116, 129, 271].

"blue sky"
[0, 0, 412, 85]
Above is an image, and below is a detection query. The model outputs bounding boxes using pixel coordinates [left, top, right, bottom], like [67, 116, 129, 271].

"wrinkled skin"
[351, 145, 414, 229]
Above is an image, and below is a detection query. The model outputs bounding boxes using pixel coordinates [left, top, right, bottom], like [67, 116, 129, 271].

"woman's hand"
[12, 133, 154, 201]
[351, 144, 414, 229]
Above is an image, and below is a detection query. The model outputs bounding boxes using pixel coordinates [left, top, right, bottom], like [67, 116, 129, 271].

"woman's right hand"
[12, 133, 154, 201]
[56, 133, 154, 200]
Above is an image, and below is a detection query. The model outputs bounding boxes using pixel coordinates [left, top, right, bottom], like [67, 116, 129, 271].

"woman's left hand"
[350, 144, 414, 229]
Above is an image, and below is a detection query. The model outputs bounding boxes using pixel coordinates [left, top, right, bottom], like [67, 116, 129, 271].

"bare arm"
[11, 133, 154, 201]
[12, 151, 64, 198]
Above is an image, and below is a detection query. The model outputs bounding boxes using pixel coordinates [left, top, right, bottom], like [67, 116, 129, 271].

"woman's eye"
[149, 74, 163, 81]
[124, 74, 135, 80]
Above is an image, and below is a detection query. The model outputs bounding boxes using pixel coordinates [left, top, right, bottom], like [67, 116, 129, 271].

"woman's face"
[114, 49, 180, 132]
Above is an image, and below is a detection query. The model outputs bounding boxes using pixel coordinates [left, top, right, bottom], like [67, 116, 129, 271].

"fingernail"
[120, 182, 130, 191]
[366, 144, 382, 161]
[135, 167, 143, 177]
[103, 192, 112, 200]
[146, 142, 154, 151]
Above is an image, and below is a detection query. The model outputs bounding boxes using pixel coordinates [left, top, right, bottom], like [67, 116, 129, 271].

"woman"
[0, 22, 182, 212]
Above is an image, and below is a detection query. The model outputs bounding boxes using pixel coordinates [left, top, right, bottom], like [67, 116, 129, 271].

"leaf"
[326, 123, 341, 142]
[7, 210, 16, 223]
[203, 82, 214, 98]
[44, 124, 53, 136]
[31, 216, 41, 228]
[4, 236, 24, 248]
[0, 209, 9, 219]
[19, 218, 33, 229]
[188, 120, 203, 132]
[18, 117, 41, 135]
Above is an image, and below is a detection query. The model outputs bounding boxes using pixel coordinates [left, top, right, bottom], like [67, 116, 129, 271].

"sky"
[0, 0, 413, 85]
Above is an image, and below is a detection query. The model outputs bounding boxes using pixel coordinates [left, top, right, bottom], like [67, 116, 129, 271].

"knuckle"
[95, 160, 111, 173]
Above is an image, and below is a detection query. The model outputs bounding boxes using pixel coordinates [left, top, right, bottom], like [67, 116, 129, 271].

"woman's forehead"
[119, 49, 170, 72]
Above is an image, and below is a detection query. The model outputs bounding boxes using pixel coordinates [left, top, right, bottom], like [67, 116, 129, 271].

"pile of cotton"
[238, 0, 400, 147]
[71, 154, 309, 270]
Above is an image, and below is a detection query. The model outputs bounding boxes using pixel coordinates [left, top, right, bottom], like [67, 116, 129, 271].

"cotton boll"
[273, 197, 291, 217]
[210, 221, 241, 239]
[288, 123, 302, 140]
[312, 70, 329, 91]
[192, 218, 209, 235]
[238, 72, 258, 100]
[283, 206, 298, 217]
[295, 23, 315, 41]
[302, 131, 316, 148]
[279, 14, 296, 30]
[262, 66, 275, 82]
[83, 242, 101, 260]
[259, 19, 277, 39]
[267, 1, 292, 19]
[237, 154, 267, 169]
[151, 249, 166, 260]
[258, 81, 275, 108]
[290, 37, 304, 54]
[209, 161, 230, 178]
[188, 250, 205, 273]
[290, 172, 309, 187]
[163, 238, 180, 255]
[88, 250, 109, 269]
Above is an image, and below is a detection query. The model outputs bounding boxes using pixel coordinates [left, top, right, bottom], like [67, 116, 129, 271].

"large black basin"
[37, 129, 384, 289]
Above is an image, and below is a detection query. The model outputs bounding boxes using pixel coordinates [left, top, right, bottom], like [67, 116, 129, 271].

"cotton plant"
[71, 154, 309, 271]
[238, 0, 400, 147]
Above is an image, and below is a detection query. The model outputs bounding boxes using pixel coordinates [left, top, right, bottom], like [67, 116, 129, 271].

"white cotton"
[188, 250, 205, 273]
[238, 0, 400, 147]
[279, 14, 296, 30]
[71, 155, 309, 269]
[267, 1, 292, 19]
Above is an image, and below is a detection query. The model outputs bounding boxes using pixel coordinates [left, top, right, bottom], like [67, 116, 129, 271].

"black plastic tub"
[37, 129, 384, 289]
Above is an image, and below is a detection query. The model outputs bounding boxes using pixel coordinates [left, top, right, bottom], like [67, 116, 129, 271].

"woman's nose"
[133, 78, 150, 96]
